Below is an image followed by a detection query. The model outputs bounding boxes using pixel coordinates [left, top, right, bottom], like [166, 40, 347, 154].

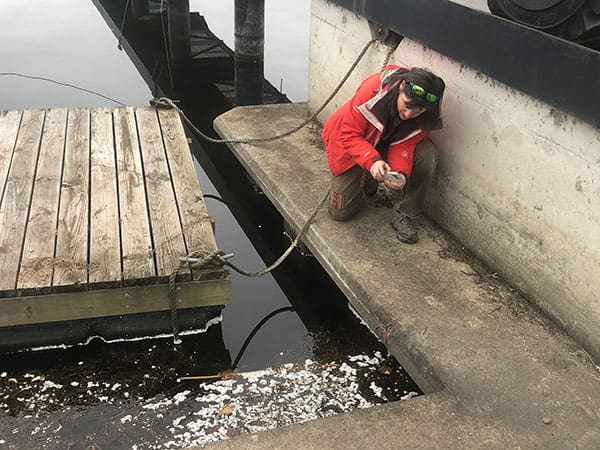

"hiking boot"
[363, 173, 378, 197]
[391, 212, 418, 244]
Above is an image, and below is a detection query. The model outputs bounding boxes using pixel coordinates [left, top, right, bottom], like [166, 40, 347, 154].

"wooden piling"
[234, 0, 265, 105]
[167, 0, 192, 75]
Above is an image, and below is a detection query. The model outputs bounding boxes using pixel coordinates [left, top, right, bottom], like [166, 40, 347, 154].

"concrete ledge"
[213, 103, 600, 447]
[309, 2, 600, 364]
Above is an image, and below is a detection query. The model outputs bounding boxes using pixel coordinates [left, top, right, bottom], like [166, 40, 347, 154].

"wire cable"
[203, 194, 242, 213]
[231, 306, 295, 370]
[0, 72, 126, 106]
[151, 38, 378, 145]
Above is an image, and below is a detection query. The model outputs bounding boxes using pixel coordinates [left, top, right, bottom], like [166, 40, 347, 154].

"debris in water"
[0, 351, 420, 449]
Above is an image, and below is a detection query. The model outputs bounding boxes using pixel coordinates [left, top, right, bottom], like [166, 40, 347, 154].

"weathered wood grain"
[157, 109, 217, 254]
[54, 109, 90, 289]
[0, 109, 45, 293]
[89, 108, 121, 285]
[136, 106, 188, 278]
[0, 278, 231, 327]
[158, 109, 221, 280]
[18, 109, 68, 290]
[0, 106, 230, 333]
[0, 110, 23, 201]
[114, 107, 155, 280]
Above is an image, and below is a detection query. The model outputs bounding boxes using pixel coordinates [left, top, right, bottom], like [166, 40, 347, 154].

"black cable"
[0, 72, 126, 106]
[203, 194, 242, 213]
[231, 306, 295, 370]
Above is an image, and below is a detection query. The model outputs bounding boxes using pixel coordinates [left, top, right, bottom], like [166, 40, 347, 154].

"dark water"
[0, 1, 420, 447]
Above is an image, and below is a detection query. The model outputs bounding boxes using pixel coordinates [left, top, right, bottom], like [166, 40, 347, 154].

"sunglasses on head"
[406, 81, 439, 103]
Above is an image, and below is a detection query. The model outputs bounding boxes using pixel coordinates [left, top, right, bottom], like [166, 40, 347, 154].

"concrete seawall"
[309, 0, 600, 361]
[205, 1, 600, 446]
[212, 102, 600, 448]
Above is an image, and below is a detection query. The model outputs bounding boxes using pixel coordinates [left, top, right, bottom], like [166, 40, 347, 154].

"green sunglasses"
[407, 81, 439, 103]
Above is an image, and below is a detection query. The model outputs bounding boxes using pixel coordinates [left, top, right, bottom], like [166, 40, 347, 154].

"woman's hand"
[369, 160, 390, 181]
[383, 176, 406, 190]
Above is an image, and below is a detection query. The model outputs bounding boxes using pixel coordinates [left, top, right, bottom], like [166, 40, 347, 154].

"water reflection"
[0, 0, 151, 109]
[0, 1, 421, 447]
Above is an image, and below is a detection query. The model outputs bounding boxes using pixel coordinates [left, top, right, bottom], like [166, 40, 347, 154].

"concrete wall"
[309, 0, 600, 360]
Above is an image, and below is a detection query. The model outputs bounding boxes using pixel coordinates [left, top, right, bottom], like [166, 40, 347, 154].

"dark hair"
[388, 67, 445, 130]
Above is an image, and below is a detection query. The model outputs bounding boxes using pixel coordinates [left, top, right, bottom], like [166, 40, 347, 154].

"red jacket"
[322, 65, 430, 177]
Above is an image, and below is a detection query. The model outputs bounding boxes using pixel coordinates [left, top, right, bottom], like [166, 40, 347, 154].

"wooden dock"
[0, 106, 230, 350]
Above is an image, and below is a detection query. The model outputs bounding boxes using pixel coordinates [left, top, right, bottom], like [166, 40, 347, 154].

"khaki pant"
[328, 139, 438, 221]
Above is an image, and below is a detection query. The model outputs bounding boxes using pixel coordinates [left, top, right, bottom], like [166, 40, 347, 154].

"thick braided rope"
[152, 38, 377, 145]
[166, 37, 388, 343]
[168, 189, 329, 343]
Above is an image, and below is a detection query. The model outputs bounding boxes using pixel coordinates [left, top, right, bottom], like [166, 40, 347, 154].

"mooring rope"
[168, 190, 330, 343]
[151, 38, 377, 145]
[163, 37, 393, 344]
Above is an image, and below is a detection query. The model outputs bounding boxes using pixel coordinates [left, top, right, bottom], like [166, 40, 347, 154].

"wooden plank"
[18, 109, 68, 290]
[0, 278, 231, 327]
[114, 106, 155, 280]
[53, 109, 90, 289]
[89, 108, 121, 285]
[0, 109, 45, 293]
[0, 110, 23, 202]
[157, 109, 217, 255]
[135, 107, 188, 277]
[157, 109, 222, 281]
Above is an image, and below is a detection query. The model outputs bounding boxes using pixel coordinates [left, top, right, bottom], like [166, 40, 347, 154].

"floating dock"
[0, 106, 230, 351]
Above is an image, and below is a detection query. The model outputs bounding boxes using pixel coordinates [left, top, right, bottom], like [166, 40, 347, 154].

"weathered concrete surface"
[203, 393, 518, 449]
[309, 0, 600, 363]
[210, 103, 600, 449]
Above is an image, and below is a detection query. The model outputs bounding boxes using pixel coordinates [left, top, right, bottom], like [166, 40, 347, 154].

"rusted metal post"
[234, 0, 265, 105]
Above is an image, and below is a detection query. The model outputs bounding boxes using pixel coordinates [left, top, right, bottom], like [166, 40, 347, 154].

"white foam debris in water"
[401, 391, 419, 400]
[0, 372, 6, 378]
[369, 381, 385, 399]
[173, 391, 190, 405]
[41, 381, 63, 391]
[172, 416, 186, 428]
[149, 356, 406, 448]
[0, 351, 418, 449]
[349, 353, 382, 365]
